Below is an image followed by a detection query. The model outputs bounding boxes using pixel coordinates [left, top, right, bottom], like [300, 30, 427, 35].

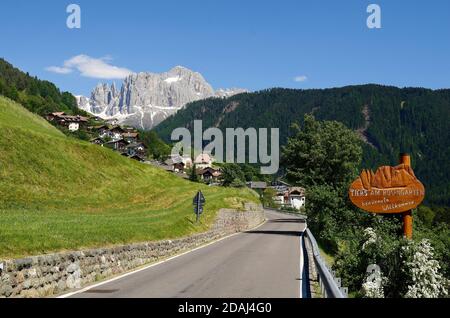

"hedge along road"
[66, 210, 306, 298]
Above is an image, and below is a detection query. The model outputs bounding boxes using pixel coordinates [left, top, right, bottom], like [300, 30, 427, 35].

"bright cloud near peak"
[45, 66, 73, 74]
[46, 55, 133, 79]
[294, 75, 308, 82]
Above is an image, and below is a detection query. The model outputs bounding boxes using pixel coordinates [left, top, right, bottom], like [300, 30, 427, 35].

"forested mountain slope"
[155, 85, 450, 205]
[0, 58, 85, 116]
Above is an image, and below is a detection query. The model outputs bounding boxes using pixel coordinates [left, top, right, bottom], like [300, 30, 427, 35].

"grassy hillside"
[0, 96, 258, 259]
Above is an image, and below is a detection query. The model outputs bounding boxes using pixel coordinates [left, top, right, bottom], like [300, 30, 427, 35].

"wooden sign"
[349, 164, 425, 214]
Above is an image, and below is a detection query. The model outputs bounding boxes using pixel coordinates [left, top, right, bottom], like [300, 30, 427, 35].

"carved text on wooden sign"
[349, 164, 425, 213]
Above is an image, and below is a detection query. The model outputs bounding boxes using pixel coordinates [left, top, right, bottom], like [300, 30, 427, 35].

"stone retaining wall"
[0, 203, 264, 298]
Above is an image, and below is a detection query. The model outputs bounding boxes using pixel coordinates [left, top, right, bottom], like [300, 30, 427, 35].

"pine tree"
[189, 164, 199, 182]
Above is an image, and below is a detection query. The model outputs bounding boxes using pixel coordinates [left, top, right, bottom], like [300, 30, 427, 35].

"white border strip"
[58, 218, 268, 298]
[299, 232, 304, 298]
[299, 224, 307, 298]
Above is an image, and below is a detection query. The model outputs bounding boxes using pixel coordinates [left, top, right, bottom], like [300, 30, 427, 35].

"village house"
[45, 112, 66, 122]
[181, 155, 193, 169]
[125, 142, 146, 157]
[273, 191, 284, 206]
[91, 125, 110, 137]
[158, 162, 180, 173]
[107, 126, 126, 141]
[194, 153, 213, 169]
[61, 116, 89, 132]
[173, 161, 186, 173]
[104, 138, 128, 152]
[286, 187, 306, 210]
[197, 167, 222, 183]
[46, 112, 89, 132]
[68, 122, 80, 132]
[90, 137, 105, 145]
[122, 131, 139, 144]
[164, 154, 193, 171]
[271, 180, 291, 193]
[165, 155, 186, 173]
[273, 186, 306, 210]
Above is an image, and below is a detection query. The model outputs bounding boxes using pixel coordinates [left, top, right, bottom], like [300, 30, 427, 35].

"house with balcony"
[125, 142, 147, 158]
[46, 112, 89, 132]
[104, 138, 128, 152]
[197, 167, 222, 183]
[273, 186, 306, 210]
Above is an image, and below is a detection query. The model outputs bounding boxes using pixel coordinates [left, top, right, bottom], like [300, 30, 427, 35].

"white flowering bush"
[362, 276, 385, 298]
[362, 227, 377, 250]
[402, 239, 448, 298]
[360, 228, 385, 298]
[362, 265, 385, 298]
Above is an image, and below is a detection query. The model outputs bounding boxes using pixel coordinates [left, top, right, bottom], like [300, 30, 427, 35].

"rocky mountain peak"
[77, 66, 247, 130]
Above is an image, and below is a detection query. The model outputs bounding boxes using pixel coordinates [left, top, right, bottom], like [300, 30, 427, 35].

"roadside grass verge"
[318, 244, 335, 267]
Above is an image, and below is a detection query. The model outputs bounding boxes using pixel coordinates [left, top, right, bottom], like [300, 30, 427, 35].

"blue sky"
[1, 0, 449, 96]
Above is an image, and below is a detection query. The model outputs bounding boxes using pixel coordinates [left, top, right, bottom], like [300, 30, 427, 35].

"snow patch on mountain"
[164, 76, 181, 84]
[77, 66, 247, 130]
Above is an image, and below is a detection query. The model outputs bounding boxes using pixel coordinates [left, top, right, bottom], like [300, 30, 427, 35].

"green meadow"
[0, 96, 259, 259]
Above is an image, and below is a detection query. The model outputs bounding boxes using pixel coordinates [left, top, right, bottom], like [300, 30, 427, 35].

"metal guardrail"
[305, 228, 348, 298]
[264, 207, 347, 298]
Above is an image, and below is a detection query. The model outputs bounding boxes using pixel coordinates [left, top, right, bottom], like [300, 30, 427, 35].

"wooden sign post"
[349, 153, 425, 239]
[400, 153, 413, 239]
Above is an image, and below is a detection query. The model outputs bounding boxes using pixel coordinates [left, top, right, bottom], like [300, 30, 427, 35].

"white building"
[287, 187, 306, 210]
[164, 154, 194, 173]
[273, 187, 306, 210]
[68, 122, 80, 132]
[194, 153, 213, 169]
[168, 154, 193, 169]
[181, 155, 193, 169]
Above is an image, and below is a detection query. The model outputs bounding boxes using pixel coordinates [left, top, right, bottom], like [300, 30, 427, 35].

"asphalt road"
[69, 210, 306, 298]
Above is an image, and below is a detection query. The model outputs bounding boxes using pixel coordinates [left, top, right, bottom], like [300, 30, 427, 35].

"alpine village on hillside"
[45, 111, 306, 212]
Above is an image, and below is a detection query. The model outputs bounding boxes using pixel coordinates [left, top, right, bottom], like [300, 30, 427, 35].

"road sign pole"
[196, 191, 200, 223]
[193, 190, 205, 224]
[400, 153, 413, 240]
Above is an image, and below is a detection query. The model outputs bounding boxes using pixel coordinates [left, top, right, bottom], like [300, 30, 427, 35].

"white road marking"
[299, 233, 304, 298]
[57, 218, 268, 298]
